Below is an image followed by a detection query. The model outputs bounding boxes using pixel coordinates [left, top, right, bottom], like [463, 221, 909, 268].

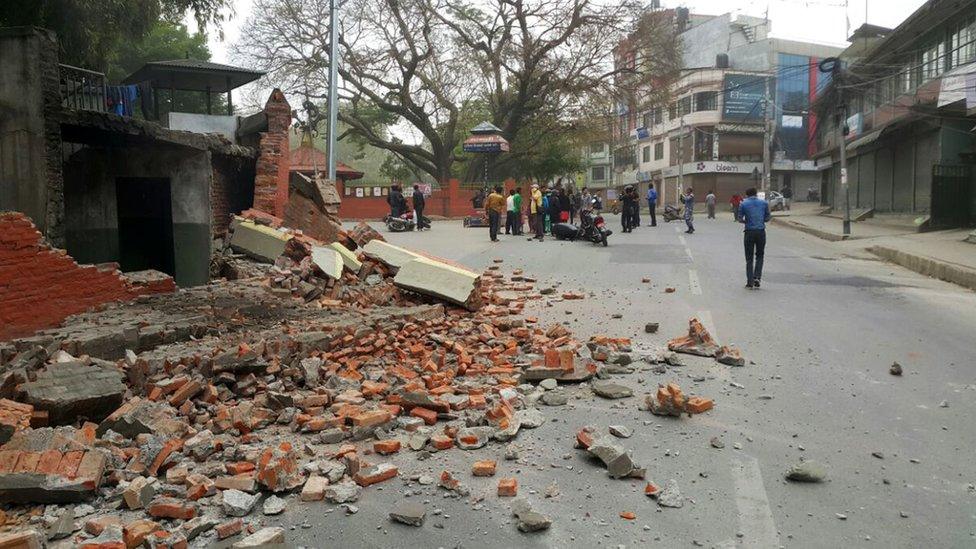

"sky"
[197, 0, 929, 64]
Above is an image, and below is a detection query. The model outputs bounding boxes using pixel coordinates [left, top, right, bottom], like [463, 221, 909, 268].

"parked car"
[766, 190, 786, 211]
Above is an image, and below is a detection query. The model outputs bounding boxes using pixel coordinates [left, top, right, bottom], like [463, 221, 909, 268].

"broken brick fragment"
[667, 318, 720, 357]
[497, 477, 517, 497]
[256, 443, 304, 493]
[471, 460, 496, 477]
[409, 407, 438, 425]
[685, 397, 714, 414]
[147, 497, 196, 520]
[216, 519, 243, 540]
[373, 439, 401, 455]
[353, 463, 398, 486]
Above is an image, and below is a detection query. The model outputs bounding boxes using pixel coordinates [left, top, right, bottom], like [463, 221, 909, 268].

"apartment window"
[951, 18, 976, 68]
[922, 41, 946, 80]
[642, 145, 651, 163]
[668, 102, 677, 119]
[652, 106, 663, 125]
[654, 142, 664, 160]
[694, 91, 718, 111]
[589, 143, 604, 154]
[677, 96, 692, 116]
[591, 166, 606, 181]
[642, 112, 652, 128]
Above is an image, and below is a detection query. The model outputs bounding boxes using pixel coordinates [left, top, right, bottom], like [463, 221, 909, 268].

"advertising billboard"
[723, 74, 765, 120]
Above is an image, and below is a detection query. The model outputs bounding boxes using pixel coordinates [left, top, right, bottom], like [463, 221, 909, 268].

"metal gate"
[930, 164, 973, 229]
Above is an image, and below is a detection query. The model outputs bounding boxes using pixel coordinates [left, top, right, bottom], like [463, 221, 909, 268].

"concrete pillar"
[0, 27, 65, 245]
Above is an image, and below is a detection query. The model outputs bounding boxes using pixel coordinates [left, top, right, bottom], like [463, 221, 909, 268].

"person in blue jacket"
[646, 184, 658, 226]
[738, 187, 772, 289]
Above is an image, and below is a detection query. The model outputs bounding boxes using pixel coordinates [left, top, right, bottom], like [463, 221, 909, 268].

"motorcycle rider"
[388, 185, 407, 218]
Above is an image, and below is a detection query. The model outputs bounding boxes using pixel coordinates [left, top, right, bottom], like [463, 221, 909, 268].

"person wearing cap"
[530, 183, 544, 241]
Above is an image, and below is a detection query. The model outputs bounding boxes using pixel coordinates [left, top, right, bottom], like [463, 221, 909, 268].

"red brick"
[350, 409, 392, 427]
[13, 451, 40, 473]
[685, 397, 713, 414]
[410, 406, 438, 425]
[147, 498, 196, 520]
[215, 519, 243, 540]
[497, 477, 517, 497]
[123, 519, 160, 548]
[353, 463, 398, 486]
[471, 460, 496, 477]
[56, 450, 84, 478]
[225, 462, 255, 475]
[430, 434, 454, 450]
[373, 439, 401, 455]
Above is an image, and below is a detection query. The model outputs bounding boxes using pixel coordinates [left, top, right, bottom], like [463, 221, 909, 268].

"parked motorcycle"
[552, 203, 611, 246]
[384, 213, 431, 232]
[662, 204, 682, 222]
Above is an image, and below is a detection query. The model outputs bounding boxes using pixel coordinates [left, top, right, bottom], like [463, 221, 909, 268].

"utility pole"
[678, 116, 685, 203]
[326, 0, 340, 183]
[838, 103, 851, 237]
[762, 75, 773, 194]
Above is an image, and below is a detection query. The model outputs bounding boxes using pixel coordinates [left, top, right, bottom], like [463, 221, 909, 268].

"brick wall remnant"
[253, 89, 291, 217]
[0, 212, 175, 341]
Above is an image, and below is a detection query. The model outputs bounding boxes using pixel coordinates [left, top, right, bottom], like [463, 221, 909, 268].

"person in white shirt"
[706, 190, 717, 219]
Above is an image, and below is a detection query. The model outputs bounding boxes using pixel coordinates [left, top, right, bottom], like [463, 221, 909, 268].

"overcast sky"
[199, 0, 928, 64]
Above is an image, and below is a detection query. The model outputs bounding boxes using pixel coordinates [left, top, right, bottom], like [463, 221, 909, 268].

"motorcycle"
[552, 205, 611, 246]
[384, 212, 431, 232]
[662, 204, 682, 222]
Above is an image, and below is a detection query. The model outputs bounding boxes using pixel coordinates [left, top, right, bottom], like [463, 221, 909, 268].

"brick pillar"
[253, 89, 291, 216]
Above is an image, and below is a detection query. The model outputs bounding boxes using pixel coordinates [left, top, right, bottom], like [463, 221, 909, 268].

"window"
[642, 112, 652, 128]
[668, 102, 677, 119]
[589, 143, 604, 154]
[694, 91, 718, 111]
[677, 96, 692, 116]
[591, 166, 606, 181]
[922, 41, 946, 80]
[951, 18, 976, 68]
[642, 145, 651, 163]
[652, 106, 664, 125]
[654, 142, 664, 160]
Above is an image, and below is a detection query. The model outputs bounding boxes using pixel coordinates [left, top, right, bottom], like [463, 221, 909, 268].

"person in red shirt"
[730, 193, 743, 221]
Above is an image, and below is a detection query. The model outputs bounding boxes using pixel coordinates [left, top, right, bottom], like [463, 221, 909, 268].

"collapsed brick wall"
[211, 156, 257, 238]
[253, 89, 291, 218]
[0, 212, 174, 341]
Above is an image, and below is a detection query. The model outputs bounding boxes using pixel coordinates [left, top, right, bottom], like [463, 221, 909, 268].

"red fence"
[336, 178, 524, 219]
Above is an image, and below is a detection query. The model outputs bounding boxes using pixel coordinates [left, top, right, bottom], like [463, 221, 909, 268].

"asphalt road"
[279, 214, 976, 549]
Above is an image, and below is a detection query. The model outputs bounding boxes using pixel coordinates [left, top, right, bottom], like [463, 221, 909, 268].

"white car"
[766, 190, 786, 211]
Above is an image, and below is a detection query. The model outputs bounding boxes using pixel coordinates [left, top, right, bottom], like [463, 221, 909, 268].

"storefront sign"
[723, 74, 766, 120]
[661, 161, 762, 178]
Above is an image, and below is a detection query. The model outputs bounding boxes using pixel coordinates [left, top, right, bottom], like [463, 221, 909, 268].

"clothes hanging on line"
[106, 85, 140, 117]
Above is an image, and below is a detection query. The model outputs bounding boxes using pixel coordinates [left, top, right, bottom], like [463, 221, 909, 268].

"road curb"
[868, 245, 976, 291]
[770, 217, 849, 241]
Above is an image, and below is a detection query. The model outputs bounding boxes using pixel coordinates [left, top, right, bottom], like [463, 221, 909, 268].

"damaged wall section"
[0, 211, 175, 340]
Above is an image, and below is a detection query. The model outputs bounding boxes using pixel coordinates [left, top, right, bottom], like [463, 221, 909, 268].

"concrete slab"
[311, 247, 344, 280]
[393, 257, 481, 310]
[328, 242, 362, 273]
[229, 217, 289, 263]
[363, 240, 424, 270]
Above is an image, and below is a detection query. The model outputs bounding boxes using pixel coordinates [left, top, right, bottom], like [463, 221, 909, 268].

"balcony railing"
[59, 64, 107, 112]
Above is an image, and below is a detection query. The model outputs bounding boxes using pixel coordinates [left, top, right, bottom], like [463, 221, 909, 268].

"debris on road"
[646, 383, 713, 417]
[889, 362, 903, 376]
[668, 318, 720, 357]
[390, 501, 426, 527]
[511, 498, 552, 532]
[785, 460, 828, 483]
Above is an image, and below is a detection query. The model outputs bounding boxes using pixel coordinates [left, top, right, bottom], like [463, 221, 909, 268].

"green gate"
[930, 164, 974, 229]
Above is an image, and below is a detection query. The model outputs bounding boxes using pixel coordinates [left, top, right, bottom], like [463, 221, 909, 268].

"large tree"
[235, 0, 675, 183]
[0, 0, 230, 72]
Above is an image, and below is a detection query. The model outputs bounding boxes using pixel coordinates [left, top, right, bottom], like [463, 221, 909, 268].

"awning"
[938, 62, 976, 108]
[847, 128, 883, 151]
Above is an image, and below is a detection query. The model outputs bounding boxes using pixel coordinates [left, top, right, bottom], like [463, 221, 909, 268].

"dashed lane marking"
[731, 455, 781, 549]
[688, 269, 702, 295]
[678, 235, 686, 245]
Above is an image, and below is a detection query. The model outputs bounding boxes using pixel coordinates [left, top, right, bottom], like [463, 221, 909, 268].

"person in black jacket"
[621, 186, 637, 233]
[388, 185, 406, 218]
[412, 184, 428, 231]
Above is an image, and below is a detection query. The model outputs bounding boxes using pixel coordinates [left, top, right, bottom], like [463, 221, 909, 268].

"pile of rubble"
[0, 212, 622, 546]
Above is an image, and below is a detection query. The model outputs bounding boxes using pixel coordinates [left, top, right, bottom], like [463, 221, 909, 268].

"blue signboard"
[723, 74, 766, 120]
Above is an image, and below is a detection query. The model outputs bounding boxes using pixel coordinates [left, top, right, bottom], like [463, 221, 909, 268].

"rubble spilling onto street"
[0, 210, 732, 546]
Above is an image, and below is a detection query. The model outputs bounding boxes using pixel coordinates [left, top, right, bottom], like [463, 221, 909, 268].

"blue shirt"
[646, 188, 658, 203]
[738, 196, 771, 230]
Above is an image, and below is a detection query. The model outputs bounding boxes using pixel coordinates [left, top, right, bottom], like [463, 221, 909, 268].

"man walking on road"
[730, 193, 743, 221]
[530, 183, 544, 241]
[486, 185, 506, 242]
[738, 187, 771, 289]
[705, 190, 716, 219]
[646, 184, 657, 226]
[782, 182, 793, 211]
[513, 188, 523, 235]
[505, 189, 516, 235]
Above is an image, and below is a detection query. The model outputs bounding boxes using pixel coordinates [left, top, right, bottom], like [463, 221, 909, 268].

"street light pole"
[838, 104, 851, 237]
[326, 0, 339, 183]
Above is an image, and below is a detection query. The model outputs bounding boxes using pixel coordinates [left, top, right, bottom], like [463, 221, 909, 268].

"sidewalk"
[772, 204, 976, 291]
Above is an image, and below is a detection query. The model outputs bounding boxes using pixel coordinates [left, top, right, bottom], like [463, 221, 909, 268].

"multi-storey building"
[813, 0, 976, 229]
[612, 10, 841, 205]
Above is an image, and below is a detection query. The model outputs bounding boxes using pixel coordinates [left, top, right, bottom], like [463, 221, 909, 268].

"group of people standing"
[386, 184, 430, 230]
[483, 181, 592, 242]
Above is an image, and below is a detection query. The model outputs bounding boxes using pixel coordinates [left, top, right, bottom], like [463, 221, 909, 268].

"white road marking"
[674, 225, 681, 233]
[678, 235, 687, 245]
[688, 269, 702, 295]
[685, 247, 694, 262]
[731, 455, 782, 549]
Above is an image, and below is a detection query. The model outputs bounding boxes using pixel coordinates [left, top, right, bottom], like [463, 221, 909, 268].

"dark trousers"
[707, 204, 715, 218]
[489, 210, 501, 241]
[505, 211, 515, 234]
[744, 229, 767, 282]
[415, 206, 426, 229]
[648, 201, 656, 226]
[534, 212, 545, 239]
